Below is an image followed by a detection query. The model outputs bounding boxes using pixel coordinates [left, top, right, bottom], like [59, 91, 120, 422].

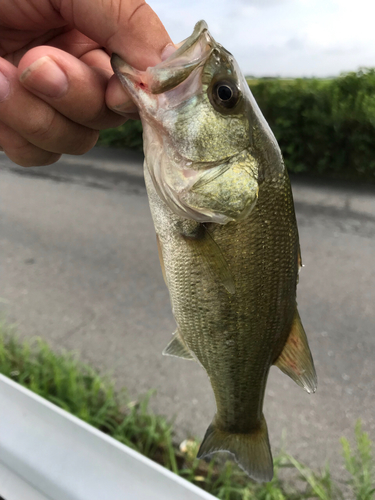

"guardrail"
[0, 375, 218, 500]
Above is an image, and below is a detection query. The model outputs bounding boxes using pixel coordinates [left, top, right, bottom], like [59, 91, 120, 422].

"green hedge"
[249, 68, 375, 181]
[98, 119, 143, 150]
[98, 68, 375, 181]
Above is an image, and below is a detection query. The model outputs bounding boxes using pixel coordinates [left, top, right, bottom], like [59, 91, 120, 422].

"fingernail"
[0, 71, 10, 102]
[20, 56, 68, 98]
[112, 101, 138, 116]
[161, 43, 177, 61]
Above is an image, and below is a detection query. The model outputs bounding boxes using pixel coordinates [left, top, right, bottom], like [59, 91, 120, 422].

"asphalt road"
[1, 148, 374, 477]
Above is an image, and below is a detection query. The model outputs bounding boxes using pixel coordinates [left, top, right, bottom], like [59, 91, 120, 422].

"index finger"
[51, 0, 172, 69]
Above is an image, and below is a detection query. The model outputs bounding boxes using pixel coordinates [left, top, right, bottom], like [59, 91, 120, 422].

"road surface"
[1, 148, 374, 477]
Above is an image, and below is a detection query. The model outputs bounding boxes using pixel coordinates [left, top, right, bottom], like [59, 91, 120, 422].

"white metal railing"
[0, 375, 218, 500]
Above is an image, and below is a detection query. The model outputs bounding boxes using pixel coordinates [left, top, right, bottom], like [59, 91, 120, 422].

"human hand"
[0, 0, 172, 166]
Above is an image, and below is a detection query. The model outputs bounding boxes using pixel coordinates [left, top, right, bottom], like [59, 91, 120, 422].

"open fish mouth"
[111, 20, 214, 101]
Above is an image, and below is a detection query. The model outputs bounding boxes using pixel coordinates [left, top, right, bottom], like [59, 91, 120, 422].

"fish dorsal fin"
[297, 246, 302, 284]
[274, 309, 317, 394]
[163, 330, 195, 360]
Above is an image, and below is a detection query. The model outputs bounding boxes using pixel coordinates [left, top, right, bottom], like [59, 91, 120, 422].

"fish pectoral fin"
[182, 224, 235, 295]
[162, 330, 195, 361]
[197, 414, 273, 483]
[274, 309, 317, 394]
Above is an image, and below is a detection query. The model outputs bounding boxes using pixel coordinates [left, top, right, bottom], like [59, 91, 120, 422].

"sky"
[149, 0, 375, 77]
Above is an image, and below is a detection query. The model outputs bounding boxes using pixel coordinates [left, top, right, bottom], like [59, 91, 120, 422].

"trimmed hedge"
[249, 68, 375, 181]
[98, 68, 375, 181]
[98, 119, 143, 150]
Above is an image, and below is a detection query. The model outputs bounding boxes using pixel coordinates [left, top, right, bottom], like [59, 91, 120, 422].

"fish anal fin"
[275, 310, 317, 394]
[162, 330, 195, 361]
[182, 224, 235, 295]
[197, 414, 273, 483]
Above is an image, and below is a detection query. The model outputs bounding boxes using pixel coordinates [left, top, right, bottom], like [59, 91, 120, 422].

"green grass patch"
[0, 326, 373, 499]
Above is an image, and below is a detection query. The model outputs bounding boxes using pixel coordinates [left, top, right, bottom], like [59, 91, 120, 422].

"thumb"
[51, 0, 172, 69]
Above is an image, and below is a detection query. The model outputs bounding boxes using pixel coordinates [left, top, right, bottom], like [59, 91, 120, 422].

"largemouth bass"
[112, 20, 317, 482]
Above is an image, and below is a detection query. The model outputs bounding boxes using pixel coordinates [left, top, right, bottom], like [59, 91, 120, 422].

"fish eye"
[217, 85, 233, 101]
[210, 80, 240, 111]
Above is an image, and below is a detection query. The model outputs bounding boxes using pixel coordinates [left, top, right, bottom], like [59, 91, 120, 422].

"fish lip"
[110, 54, 145, 98]
[152, 19, 212, 68]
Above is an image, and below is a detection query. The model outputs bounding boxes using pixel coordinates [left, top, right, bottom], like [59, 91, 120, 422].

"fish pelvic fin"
[162, 330, 195, 361]
[275, 309, 317, 394]
[197, 415, 273, 483]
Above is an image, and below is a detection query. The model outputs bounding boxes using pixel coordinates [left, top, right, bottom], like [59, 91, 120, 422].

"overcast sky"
[149, 0, 375, 77]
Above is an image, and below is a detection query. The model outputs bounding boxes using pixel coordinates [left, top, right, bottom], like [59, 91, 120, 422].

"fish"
[111, 20, 317, 483]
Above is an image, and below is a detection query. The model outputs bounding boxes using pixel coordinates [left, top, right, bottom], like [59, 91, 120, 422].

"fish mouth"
[111, 20, 216, 103]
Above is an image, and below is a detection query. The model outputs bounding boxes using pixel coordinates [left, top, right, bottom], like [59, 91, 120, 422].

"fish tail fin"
[197, 414, 273, 482]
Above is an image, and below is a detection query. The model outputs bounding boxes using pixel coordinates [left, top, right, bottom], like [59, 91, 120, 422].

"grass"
[0, 325, 373, 499]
